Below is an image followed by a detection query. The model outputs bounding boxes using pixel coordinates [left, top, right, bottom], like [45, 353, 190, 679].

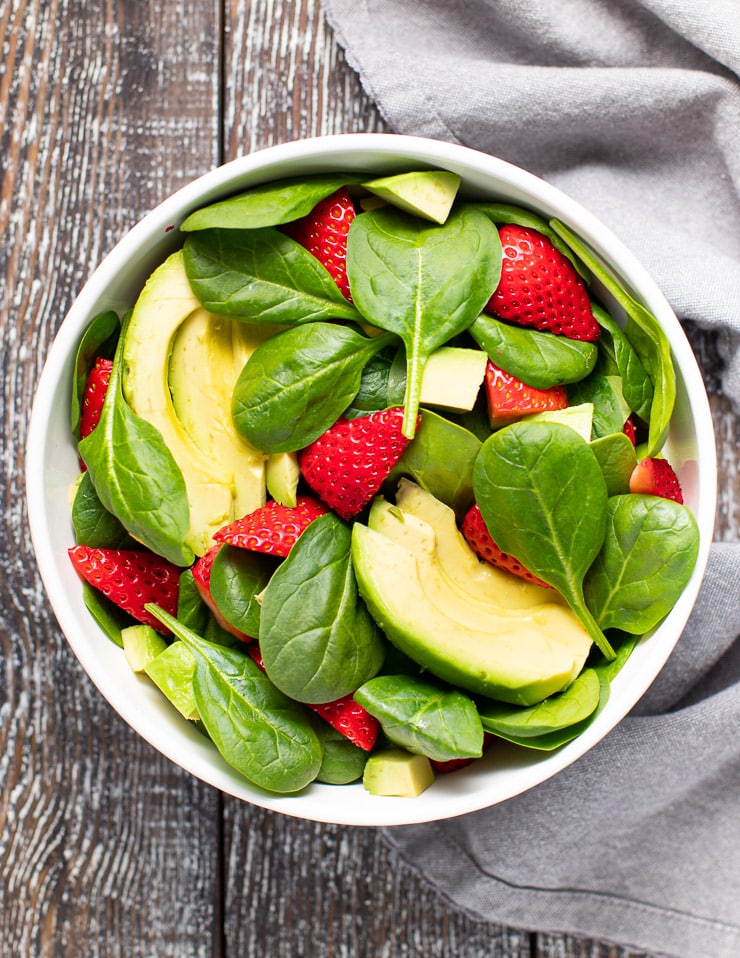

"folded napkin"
[321, 2, 740, 955]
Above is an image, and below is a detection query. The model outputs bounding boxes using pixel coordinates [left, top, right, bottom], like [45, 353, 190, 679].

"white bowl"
[26, 134, 717, 826]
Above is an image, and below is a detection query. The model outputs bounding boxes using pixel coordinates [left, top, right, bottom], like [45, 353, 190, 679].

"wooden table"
[3, 1, 737, 955]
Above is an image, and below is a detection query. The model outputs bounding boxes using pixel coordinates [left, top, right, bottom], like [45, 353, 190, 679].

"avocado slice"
[122, 251, 267, 555]
[352, 505, 592, 705]
[361, 170, 461, 224]
[362, 748, 435, 797]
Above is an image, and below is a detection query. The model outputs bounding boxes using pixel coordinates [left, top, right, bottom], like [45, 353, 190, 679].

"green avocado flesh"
[121, 250, 267, 555]
[352, 483, 592, 706]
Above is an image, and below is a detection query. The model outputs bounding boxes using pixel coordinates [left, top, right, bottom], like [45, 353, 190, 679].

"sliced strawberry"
[484, 360, 568, 426]
[629, 457, 684, 503]
[246, 645, 378, 751]
[431, 734, 495, 774]
[214, 496, 328, 557]
[487, 225, 600, 341]
[68, 545, 180, 634]
[191, 545, 253, 641]
[299, 407, 417, 520]
[281, 186, 356, 301]
[623, 416, 637, 446]
[80, 357, 113, 438]
[461, 504, 552, 589]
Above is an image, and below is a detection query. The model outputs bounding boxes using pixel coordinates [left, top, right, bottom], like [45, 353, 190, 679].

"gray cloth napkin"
[320, 1, 740, 955]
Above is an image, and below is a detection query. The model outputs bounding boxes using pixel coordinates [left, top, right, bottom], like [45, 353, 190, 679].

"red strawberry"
[431, 733, 495, 774]
[192, 545, 253, 641]
[461, 504, 552, 589]
[623, 416, 637, 446]
[629, 457, 684, 504]
[484, 360, 568, 426]
[214, 496, 328, 557]
[68, 545, 180, 634]
[282, 187, 356, 301]
[299, 407, 417, 520]
[487, 224, 600, 341]
[247, 646, 378, 751]
[80, 357, 113, 438]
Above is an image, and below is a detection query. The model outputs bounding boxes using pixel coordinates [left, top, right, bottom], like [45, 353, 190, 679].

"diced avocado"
[266, 451, 300, 507]
[418, 347, 488, 412]
[363, 748, 435, 797]
[145, 640, 200, 720]
[121, 250, 266, 556]
[528, 402, 594, 442]
[353, 496, 592, 705]
[122, 624, 168, 673]
[361, 171, 461, 224]
[392, 479, 563, 610]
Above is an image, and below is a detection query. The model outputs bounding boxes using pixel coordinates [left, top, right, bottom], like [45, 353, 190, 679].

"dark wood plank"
[2, 1, 222, 954]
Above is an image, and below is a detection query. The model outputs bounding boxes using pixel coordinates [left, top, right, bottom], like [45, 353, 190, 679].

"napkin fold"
[321, 2, 740, 955]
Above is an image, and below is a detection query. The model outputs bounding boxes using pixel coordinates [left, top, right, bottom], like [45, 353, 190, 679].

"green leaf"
[568, 374, 630, 439]
[259, 514, 386, 704]
[584, 494, 700, 634]
[209, 545, 278, 639]
[181, 173, 365, 231]
[78, 315, 194, 568]
[183, 227, 360, 323]
[149, 606, 323, 793]
[177, 568, 210, 635]
[232, 322, 396, 452]
[592, 304, 653, 421]
[355, 674, 484, 762]
[550, 220, 675, 455]
[470, 313, 598, 388]
[473, 421, 614, 659]
[82, 580, 128, 648]
[71, 310, 119, 438]
[590, 433, 637, 496]
[346, 205, 501, 438]
[72, 470, 136, 549]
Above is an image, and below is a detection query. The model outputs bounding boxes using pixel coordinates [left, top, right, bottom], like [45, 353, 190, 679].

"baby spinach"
[590, 432, 637, 496]
[180, 173, 364, 232]
[343, 347, 405, 419]
[315, 726, 368, 785]
[149, 606, 323, 793]
[71, 309, 119, 438]
[78, 315, 194, 568]
[183, 227, 360, 324]
[346, 204, 501, 438]
[551, 220, 675, 455]
[473, 421, 615, 659]
[232, 322, 396, 452]
[72, 471, 135, 549]
[354, 674, 484, 762]
[209, 544, 278, 639]
[584, 494, 700, 634]
[568, 373, 630, 439]
[259, 514, 386, 704]
[470, 313, 598, 388]
[177, 568, 210, 635]
[592, 304, 653, 422]
[478, 668, 601, 740]
[82, 581, 127, 648]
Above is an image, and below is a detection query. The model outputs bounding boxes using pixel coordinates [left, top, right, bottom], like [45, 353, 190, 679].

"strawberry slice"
[192, 545, 253, 641]
[487, 224, 600, 341]
[629, 457, 684, 503]
[461, 504, 552, 589]
[68, 545, 180, 634]
[214, 496, 328, 557]
[80, 356, 113, 438]
[281, 186, 356, 301]
[484, 360, 568, 426]
[623, 416, 637, 446]
[299, 407, 417, 520]
[247, 646, 378, 751]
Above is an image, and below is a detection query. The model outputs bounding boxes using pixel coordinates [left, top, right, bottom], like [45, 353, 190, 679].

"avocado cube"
[122, 624, 168, 673]
[363, 748, 435, 798]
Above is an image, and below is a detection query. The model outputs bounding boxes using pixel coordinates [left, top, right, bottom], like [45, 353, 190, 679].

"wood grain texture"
[2, 0, 737, 955]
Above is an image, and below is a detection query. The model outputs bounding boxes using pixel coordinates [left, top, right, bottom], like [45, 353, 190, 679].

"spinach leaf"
[478, 668, 601, 739]
[343, 347, 405, 419]
[232, 322, 396, 452]
[149, 606, 323, 793]
[259, 514, 386, 704]
[71, 310, 119, 438]
[470, 313, 598, 388]
[354, 674, 484, 762]
[584, 494, 700, 634]
[592, 304, 653, 422]
[78, 314, 194, 568]
[346, 205, 501, 438]
[590, 433, 637, 496]
[183, 227, 360, 324]
[72, 470, 136, 549]
[550, 221, 675, 455]
[210, 544, 278, 639]
[315, 726, 368, 785]
[473, 421, 614, 659]
[567, 373, 630, 438]
[177, 568, 210, 635]
[82, 580, 128, 648]
[386, 409, 482, 518]
[181, 173, 365, 231]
